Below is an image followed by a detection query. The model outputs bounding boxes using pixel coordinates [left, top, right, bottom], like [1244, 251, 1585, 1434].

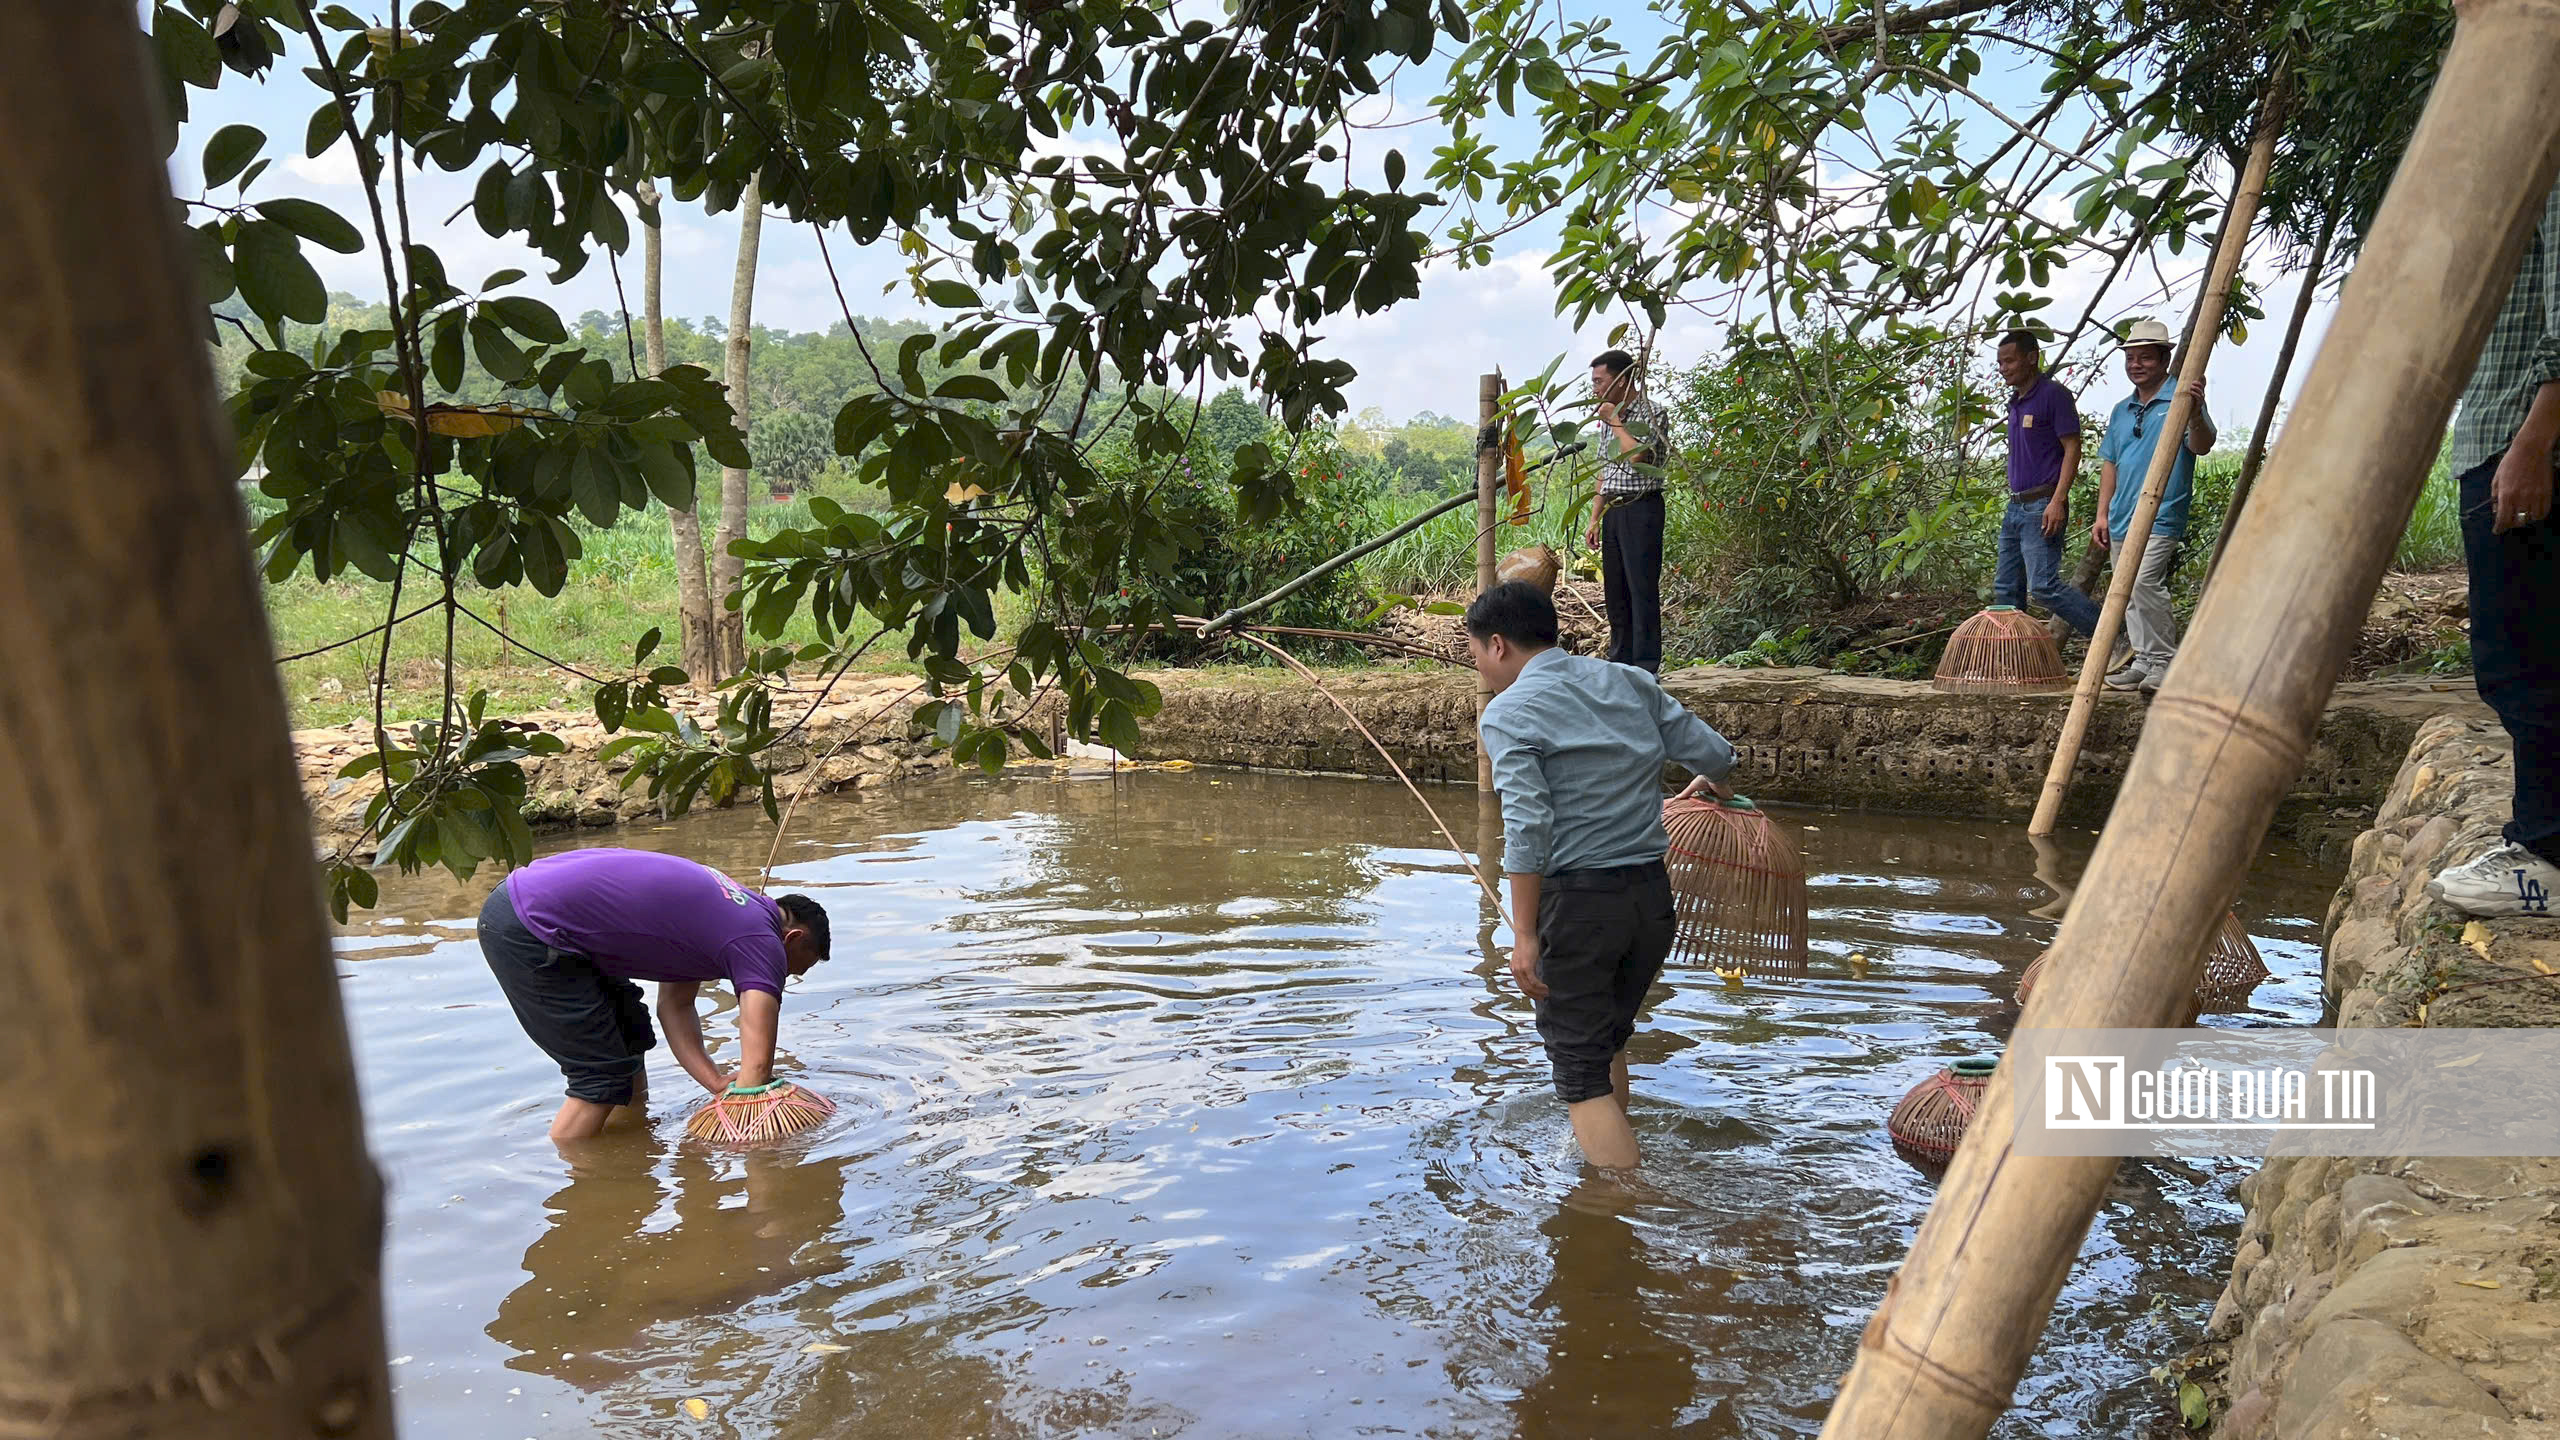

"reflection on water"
[345, 771, 2336, 1438]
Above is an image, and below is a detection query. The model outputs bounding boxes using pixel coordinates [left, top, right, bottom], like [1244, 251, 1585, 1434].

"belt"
[1546, 859, 1667, 891]
[2009, 484, 2057, 505]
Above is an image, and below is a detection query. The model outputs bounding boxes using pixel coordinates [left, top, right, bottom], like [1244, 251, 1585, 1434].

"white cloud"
[287, 142, 362, 188]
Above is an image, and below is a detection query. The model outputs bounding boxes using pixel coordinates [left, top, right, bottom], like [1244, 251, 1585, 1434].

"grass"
[262, 493, 928, 728]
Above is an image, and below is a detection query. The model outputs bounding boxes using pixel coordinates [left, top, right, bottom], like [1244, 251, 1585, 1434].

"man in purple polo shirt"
[1991, 329, 2101, 637]
[476, 848, 831, 1142]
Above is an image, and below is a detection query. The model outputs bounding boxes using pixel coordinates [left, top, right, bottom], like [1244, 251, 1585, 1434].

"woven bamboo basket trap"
[1888, 1056, 1998, 1159]
[2014, 909, 2270, 1017]
[1661, 795, 1809, 977]
[1932, 605, 2071, 694]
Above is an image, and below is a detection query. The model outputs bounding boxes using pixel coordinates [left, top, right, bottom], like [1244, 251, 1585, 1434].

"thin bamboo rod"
[2027, 92, 2283, 837]
[0, 5, 391, 1433]
[1820, 4, 2560, 1433]
[2205, 209, 2340, 584]
[1474, 373, 1503, 793]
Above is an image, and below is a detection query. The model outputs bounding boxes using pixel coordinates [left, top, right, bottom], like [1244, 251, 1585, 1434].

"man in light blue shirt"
[2093, 318, 2217, 693]
[1469, 581, 1737, 1170]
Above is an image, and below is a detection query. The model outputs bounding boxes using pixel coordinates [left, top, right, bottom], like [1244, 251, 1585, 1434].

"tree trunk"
[2204, 209, 2340, 585]
[712, 173, 765, 679]
[643, 181, 719, 686]
[0, 7, 389, 1436]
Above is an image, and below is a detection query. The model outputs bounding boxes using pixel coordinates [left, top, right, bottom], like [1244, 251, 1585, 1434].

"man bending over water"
[477, 848, 831, 1142]
[1467, 581, 1737, 1170]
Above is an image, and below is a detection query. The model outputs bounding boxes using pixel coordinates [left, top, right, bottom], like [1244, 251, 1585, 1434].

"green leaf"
[190, 223, 235, 304]
[156, 6, 220, 86]
[430, 314, 464, 392]
[634, 626, 663, 665]
[933, 373, 1009, 404]
[924, 278, 982, 308]
[470, 313, 528, 384]
[304, 102, 343, 161]
[2177, 1381, 2208, 1429]
[648, 666, 690, 686]
[233, 221, 327, 325]
[1098, 700, 1144, 754]
[638, 443, 697, 508]
[570, 447, 619, 526]
[490, 295, 568, 345]
[256, 197, 364, 254]
[202, 125, 265, 188]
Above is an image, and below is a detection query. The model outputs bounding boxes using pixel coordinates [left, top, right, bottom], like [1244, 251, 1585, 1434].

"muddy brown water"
[339, 770, 2336, 1438]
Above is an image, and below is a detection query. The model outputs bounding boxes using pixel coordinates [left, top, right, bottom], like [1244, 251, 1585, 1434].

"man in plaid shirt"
[1580, 349, 1674, 673]
[2429, 184, 2560, 918]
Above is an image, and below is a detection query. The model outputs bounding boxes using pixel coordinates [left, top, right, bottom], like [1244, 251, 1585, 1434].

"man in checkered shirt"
[1579, 349, 1673, 674]
[2427, 183, 2560, 918]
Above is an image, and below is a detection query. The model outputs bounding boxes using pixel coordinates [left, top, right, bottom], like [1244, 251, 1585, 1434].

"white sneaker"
[2105, 664, 2148, 691]
[2427, 843, 2560, 918]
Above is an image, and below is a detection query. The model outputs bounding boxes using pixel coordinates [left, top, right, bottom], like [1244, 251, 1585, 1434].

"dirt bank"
[2187, 715, 2560, 1439]
[298, 667, 2488, 864]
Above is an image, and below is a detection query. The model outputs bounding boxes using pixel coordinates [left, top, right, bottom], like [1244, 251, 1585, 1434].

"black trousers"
[479, 879, 657, 1105]
[2460, 455, 2560, 865]
[1533, 862, 1675, 1104]
[1601, 491, 1665, 674]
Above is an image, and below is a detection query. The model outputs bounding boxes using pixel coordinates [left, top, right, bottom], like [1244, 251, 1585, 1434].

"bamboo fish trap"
[1932, 605, 2071, 694]
[1496, 543, 1561, 594]
[1888, 1057, 1998, 1160]
[685, 1081, 837, 1146]
[1661, 795, 1809, 977]
[2015, 909, 2270, 1016]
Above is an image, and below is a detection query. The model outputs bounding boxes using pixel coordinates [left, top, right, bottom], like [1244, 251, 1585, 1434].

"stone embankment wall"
[2199, 714, 2560, 1440]
[298, 666, 2484, 863]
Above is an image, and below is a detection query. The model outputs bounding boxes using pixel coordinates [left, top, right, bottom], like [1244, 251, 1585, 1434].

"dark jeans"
[1533, 862, 1675, 1104]
[479, 879, 657, 1105]
[1601, 491, 1665, 673]
[2460, 454, 2560, 864]
[1991, 496, 2101, 636]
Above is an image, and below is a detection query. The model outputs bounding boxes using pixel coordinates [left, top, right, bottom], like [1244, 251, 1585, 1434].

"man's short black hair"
[777, 894, 830, 960]
[1465, 580, 1560, 650]
[1590, 348, 1636, 378]
[1997, 328, 2040, 356]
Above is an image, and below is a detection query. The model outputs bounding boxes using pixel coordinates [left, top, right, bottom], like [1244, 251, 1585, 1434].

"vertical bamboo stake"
[0, 5, 390, 1436]
[2027, 95, 2282, 837]
[2205, 209, 2340, 584]
[1820, 3, 2560, 1434]
[1474, 373, 1503, 793]
[712, 172, 765, 680]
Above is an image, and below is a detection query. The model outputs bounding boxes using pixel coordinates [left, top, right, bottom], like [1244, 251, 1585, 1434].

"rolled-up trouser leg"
[478, 879, 657, 1105]
[1533, 862, 1675, 1104]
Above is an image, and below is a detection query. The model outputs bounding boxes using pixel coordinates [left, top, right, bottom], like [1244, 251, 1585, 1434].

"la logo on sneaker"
[2520, 868, 2551, 915]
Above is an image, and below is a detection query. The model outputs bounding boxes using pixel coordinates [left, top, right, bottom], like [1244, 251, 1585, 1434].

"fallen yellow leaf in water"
[2456, 1278, 2502, 1289]
[802, 1342, 850, 1354]
[684, 1397, 710, 1419]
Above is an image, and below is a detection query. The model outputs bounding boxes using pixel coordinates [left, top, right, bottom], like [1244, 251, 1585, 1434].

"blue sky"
[173, 15, 2334, 433]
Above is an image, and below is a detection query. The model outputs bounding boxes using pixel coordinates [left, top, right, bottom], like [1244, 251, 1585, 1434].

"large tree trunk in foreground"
[1821, 3, 2560, 1434]
[643, 181, 719, 687]
[712, 173, 765, 679]
[0, 7, 389, 1437]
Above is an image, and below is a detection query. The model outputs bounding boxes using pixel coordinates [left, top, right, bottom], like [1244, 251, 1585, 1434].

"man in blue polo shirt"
[2093, 318, 2217, 693]
[1992, 329, 2100, 637]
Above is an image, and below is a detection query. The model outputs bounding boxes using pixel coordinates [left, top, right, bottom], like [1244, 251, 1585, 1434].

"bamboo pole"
[2204, 209, 2340, 585]
[2026, 94, 2282, 837]
[1474, 373, 1503, 793]
[1820, 3, 2560, 1433]
[0, 5, 390, 1436]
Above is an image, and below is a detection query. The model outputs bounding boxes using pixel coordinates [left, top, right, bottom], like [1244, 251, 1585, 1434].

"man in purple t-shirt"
[1992, 330, 2101, 637]
[476, 847, 831, 1142]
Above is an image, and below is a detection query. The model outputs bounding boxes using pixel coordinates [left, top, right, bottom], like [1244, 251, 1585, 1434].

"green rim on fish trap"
[1887, 1056, 1998, 1159]
[1932, 605, 2071, 694]
[1661, 795, 1809, 977]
